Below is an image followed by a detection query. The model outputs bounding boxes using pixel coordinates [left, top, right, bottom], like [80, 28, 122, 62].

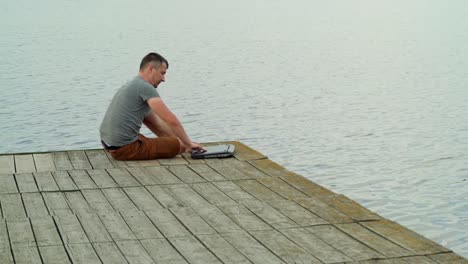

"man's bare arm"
[143, 112, 174, 137]
[146, 97, 204, 152]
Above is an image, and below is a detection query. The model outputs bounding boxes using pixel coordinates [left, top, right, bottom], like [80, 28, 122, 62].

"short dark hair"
[139, 52, 169, 70]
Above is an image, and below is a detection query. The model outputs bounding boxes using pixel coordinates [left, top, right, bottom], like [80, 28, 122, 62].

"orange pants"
[104, 134, 180, 161]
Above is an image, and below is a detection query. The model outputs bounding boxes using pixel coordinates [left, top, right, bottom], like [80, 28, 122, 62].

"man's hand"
[187, 141, 206, 153]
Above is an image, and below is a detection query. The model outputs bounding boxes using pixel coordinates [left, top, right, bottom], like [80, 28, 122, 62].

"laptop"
[191, 144, 235, 159]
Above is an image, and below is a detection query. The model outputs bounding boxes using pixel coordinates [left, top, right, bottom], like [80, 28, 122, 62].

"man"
[100, 52, 204, 160]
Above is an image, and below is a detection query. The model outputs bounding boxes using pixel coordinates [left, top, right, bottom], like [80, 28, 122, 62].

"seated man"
[99, 52, 204, 160]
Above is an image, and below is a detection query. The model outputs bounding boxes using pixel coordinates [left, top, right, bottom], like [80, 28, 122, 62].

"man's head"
[139, 52, 169, 88]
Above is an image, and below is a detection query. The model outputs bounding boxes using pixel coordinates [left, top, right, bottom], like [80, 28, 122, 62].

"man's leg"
[108, 134, 181, 160]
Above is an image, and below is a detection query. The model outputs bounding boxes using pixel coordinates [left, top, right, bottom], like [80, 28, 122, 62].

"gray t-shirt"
[100, 76, 160, 146]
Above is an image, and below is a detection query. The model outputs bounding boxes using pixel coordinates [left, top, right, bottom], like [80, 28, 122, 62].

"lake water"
[1, 0, 467, 257]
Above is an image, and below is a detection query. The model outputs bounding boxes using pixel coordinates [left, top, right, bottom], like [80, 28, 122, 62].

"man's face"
[151, 62, 167, 88]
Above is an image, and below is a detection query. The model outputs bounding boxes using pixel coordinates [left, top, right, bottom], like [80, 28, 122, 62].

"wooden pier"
[0, 141, 466, 263]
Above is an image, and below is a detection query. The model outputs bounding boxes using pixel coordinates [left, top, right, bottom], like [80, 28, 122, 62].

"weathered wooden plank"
[358, 259, 415, 264]
[33, 172, 59, 192]
[257, 177, 308, 199]
[81, 189, 115, 212]
[42, 192, 70, 214]
[68, 170, 98, 189]
[22, 193, 49, 217]
[236, 179, 286, 201]
[65, 243, 101, 264]
[140, 238, 188, 264]
[157, 155, 188, 165]
[14, 154, 36, 173]
[320, 194, 381, 221]
[127, 167, 162, 185]
[250, 230, 321, 264]
[164, 184, 211, 209]
[30, 216, 62, 246]
[78, 213, 112, 243]
[194, 204, 243, 234]
[145, 166, 182, 184]
[223, 159, 270, 179]
[223, 141, 266, 161]
[120, 210, 163, 239]
[188, 164, 226, 181]
[101, 188, 138, 212]
[1, 194, 27, 219]
[146, 185, 185, 208]
[0, 174, 18, 194]
[170, 207, 216, 235]
[306, 225, 383, 261]
[169, 236, 222, 264]
[33, 153, 56, 172]
[241, 199, 298, 229]
[116, 240, 156, 264]
[400, 256, 439, 263]
[0, 220, 9, 249]
[211, 181, 255, 202]
[168, 166, 206, 183]
[267, 200, 327, 226]
[98, 211, 137, 241]
[428, 252, 468, 263]
[249, 158, 295, 177]
[85, 150, 114, 169]
[145, 208, 190, 238]
[65, 191, 94, 215]
[54, 214, 89, 244]
[92, 242, 128, 264]
[52, 152, 73, 170]
[0, 247, 14, 263]
[294, 197, 353, 223]
[125, 159, 160, 167]
[104, 150, 128, 168]
[86, 169, 117, 188]
[11, 243, 41, 264]
[0, 247, 13, 264]
[197, 234, 251, 264]
[336, 223, 412, 258]
[279, 227, 352, 263]
[362, 220, 450, 255]
[67, 150, 93, 169]
[191, 182, 237, 206]
[123, 187, 163, 211]
[208, 160, 249, 180]
[0, 155, 15, 174]
[106, 168, 140, 187]
[279, 173, 336, 198]
[217, 204, 272, 231]
[38, 245, 71, 264]
[222, 231, 285, 264]
[6, 218, 35, 244]
[52, 170, 78, 191]
[15, 173, 38, 193]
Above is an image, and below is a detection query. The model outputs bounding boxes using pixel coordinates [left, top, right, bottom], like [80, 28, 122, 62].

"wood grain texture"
[0, 144, 464, 263]
[14, 154, 36, 173]
[67, 150, 92, 170]
[0, 174, 18, 194]
[33, 153, 56, 172]
[0, 155, 15, 174]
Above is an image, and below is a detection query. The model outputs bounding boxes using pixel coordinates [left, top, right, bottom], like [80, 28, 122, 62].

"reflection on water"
[1, 0, 467, 257]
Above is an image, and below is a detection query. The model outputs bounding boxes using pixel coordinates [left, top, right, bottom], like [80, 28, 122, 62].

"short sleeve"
[139, 83, 160, 102]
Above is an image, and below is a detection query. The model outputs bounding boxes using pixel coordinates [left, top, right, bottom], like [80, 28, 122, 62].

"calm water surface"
[1, 0, 467, 257]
